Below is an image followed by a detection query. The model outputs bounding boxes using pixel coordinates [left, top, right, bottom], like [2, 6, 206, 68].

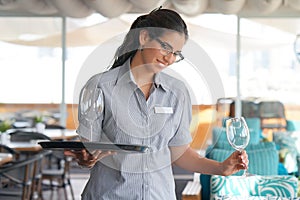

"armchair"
[200, 125, 279, 199]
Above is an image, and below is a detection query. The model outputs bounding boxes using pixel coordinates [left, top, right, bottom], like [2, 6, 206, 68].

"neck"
[130, 53, 154, 87]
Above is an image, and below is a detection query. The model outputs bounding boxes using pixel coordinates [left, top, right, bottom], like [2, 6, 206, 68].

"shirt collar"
[154, 73, 168, 92]
[115, 59, 168, 92]
[115, 59, 133, 85]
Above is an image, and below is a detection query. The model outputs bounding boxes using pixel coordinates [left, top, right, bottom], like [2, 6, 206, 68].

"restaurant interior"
[1, 0, 300, 199]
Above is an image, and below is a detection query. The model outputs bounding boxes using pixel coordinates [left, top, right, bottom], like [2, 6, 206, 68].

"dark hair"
[110, 8, 189, 70]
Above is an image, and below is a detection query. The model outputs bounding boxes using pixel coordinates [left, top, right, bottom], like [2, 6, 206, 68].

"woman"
[65, 7, 248, 200]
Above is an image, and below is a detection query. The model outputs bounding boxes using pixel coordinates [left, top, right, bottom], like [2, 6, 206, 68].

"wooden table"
[6, 142, 43, 152]
[0, 153, 13, 166]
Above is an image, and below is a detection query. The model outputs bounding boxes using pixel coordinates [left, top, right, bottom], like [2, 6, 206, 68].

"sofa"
[200, 141, 280, 199]
[210, 174, 298, 199]
[200, 118, 281, 199]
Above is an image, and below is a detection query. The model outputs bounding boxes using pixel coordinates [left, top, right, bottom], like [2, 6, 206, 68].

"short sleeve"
[76, 75, 104, 142]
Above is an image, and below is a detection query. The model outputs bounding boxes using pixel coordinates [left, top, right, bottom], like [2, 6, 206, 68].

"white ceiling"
[1, 0, 300, 47]
[1, 0, 300, 18]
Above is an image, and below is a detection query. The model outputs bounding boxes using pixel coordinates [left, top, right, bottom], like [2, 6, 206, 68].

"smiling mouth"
[157, 63, 166, 68]
[156, 60, 167, 68]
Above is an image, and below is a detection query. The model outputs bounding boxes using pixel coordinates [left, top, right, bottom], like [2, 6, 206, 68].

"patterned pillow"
[210, 175, 298, 199]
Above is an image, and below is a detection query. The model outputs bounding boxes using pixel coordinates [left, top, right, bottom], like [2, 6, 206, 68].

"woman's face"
[139, 30, 186, 73]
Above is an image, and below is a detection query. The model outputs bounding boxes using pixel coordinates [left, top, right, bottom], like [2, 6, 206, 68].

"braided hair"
[110, 8, 188, 70]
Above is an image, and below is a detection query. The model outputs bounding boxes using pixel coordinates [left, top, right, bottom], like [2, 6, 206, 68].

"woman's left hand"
[221, 150, 248, 176]
[64, 149, 115, 168]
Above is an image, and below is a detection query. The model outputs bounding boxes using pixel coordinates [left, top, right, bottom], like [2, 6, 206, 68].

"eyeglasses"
[155, 38, 184, 63]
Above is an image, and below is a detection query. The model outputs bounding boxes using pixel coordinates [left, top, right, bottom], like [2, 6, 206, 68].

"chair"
[242, 100, 260, 118]
[0, 144, 21, 191]
[8, 130, 61, 197]
[0, 150, 51, 200]
[9, 130, 51, 142]
[41, 151, 75, 200]
[0, 144, 20, 161]
[259, 101, 287, 134]
[45, 124, 66, 130]
[35, 128, 75, 199]
[8, 130, 75, 199]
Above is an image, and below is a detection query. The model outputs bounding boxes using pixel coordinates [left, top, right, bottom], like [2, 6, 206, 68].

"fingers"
[64, 150, 75, 157]
[235, 150, 248, 169]
[65, 149, 116, 168]
[222, 150, 249, 176]
[94, 151, 116, 160]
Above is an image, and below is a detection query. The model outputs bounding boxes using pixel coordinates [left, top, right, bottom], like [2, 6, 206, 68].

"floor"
[42, 173, 89, 200]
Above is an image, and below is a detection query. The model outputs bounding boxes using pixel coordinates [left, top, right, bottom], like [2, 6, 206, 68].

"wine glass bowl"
[80, 86, 104, 141]
[94, 88, 104, 114]
[226, 117, 250, 152]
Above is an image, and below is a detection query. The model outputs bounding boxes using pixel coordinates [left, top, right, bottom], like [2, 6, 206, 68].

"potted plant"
[0, 120, 11, 133]
[0, 120, 12, 143]
[34, 115, 45, 133]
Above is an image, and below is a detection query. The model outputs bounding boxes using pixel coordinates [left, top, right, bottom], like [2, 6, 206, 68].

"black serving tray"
[38, 141, 149, 153]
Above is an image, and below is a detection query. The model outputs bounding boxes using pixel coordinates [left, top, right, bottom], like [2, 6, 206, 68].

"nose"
[163, 53, 176, 64]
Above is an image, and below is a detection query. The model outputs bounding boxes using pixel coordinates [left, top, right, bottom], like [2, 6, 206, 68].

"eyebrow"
[163, 41, 173, 50]
[157, 38, 182, 53]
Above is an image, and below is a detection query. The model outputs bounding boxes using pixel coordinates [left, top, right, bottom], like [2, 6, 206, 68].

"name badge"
[154, 107, 173, 114]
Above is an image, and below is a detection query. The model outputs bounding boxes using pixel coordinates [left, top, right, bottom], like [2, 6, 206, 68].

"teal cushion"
[286, 120, 300, 131]
[273, 131, 300, 173]
[207, 142, 278, 176]
[245, 117, 261, 138]
[221, 117, 230, 127]
[210, 175, 298, 198]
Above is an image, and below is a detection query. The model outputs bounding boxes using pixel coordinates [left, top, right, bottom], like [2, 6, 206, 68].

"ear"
[139, 29, 151, 46]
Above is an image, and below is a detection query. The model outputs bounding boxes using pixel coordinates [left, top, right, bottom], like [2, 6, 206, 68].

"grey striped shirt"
[77, 59, 192, 200]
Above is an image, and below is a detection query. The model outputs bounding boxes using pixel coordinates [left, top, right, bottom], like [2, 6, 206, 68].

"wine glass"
[80, 86, 104, 141]
[226, 117, 250, 176]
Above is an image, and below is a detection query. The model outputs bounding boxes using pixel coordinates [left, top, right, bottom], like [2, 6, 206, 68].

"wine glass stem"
[243, 169, 247, 176]
[239, 150, 249, 176]
[90, 122, 93, 141]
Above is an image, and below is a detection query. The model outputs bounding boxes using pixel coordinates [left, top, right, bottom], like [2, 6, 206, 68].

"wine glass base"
[243, 172, 256, 177]
[240, 169, 256, 177]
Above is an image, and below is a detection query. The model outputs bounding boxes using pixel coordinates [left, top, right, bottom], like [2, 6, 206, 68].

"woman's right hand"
[64, 149, 115, 168]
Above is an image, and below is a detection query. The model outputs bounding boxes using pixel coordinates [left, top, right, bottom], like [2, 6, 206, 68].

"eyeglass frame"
[154, 38, 184, 63]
